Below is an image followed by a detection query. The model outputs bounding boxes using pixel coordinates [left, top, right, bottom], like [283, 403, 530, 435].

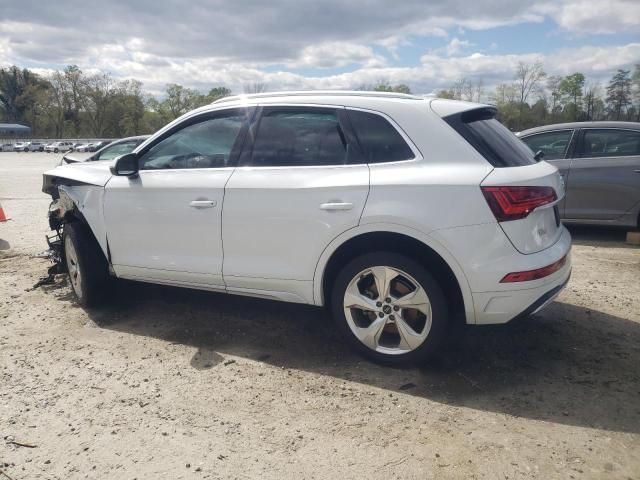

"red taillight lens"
[500, 255, 567, 283]
[481, 186, 557, 222]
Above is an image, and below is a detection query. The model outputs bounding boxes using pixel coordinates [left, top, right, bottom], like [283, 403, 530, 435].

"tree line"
[1, 63, 639, 138]
[436, 62, 640, 131]
[0, 65, 232, 138]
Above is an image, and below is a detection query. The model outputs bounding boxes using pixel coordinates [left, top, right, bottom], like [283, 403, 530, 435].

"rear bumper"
[471, 228, 572, 324]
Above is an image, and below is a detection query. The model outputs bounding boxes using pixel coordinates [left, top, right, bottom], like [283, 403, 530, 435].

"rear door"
[222, 105, 369, 293]
[520, 129, 574, 217]
[565, 128, 640, 220]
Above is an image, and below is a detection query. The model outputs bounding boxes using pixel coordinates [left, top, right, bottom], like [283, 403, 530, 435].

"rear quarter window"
[444, 108, 536, 167]
[347, 110, 414, 163]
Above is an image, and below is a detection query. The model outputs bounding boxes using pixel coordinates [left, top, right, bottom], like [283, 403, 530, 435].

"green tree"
[559, 73, 585, 121]
[630, 64, 640, 121]
[0, 66, 45, 123]
[162, 83, 200, 120]
[605, 69, 632, 120]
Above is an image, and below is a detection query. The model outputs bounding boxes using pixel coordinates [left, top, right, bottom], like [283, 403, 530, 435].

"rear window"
[444, 108, 536, 167]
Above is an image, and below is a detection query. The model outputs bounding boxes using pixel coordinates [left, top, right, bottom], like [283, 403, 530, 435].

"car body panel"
[481, 161, 565, 254]
[104, 168, 233, 287]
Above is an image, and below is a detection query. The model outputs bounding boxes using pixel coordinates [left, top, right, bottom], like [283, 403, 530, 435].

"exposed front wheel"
[331, 252, 448, 366]
[63, 222, 110, 307]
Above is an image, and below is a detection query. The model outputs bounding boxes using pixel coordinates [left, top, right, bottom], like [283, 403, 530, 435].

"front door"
[565, 128, 640, 220]
[104, 108, 249, 287]
[222, 105, 369, 297]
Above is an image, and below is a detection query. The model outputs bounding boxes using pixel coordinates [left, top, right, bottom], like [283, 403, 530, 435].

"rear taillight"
[481, 186, 557, 222]
[500, 255, 567, 283]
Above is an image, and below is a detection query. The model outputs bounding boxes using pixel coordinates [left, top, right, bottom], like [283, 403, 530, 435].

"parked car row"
[61, 136, 149, 165]
[11, 141, 46, 152]
[0, 140, 114, 153]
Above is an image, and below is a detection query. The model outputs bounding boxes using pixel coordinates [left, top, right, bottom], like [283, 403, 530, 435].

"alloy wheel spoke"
[369, 266, 396, 301]
[344, 283, 379, 313]
[394, 287, 431, 315]
[396, 317, 425, 351]
[355, 316, 387, 350]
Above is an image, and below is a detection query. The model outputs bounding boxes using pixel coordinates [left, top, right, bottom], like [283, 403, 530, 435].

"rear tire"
[63, 222, 110, 307]
[331, 252, 449, 366]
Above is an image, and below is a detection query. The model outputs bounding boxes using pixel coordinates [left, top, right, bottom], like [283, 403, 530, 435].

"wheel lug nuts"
[393, 305, 399, 311]
[385, 298, 391, 303]
[389, 315, 395, 321]
[376, 301, 382, 307]
[378, 312, 385, 318]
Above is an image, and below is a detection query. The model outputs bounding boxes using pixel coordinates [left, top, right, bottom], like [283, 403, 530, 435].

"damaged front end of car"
[45, 188, 77, 275]
[42, 165, 113, 276]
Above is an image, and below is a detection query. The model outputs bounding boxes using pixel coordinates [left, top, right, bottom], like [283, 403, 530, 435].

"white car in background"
[1, 143, 13, 152]
[27, 142, 45, 152]
[45, 141, 75, 153]
[74, 143, 93, 152]
[13, 142, 31, 152]
[42, 91, 572, 365]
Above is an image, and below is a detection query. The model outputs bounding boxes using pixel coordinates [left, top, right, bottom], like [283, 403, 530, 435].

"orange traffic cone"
[0, 201, 10, 222]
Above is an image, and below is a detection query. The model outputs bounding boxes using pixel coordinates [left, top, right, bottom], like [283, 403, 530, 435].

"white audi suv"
[42, 91, 572, 365]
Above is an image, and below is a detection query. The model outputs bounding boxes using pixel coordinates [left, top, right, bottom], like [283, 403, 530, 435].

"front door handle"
[189, 200, 217, 208]
[634, 170, 640, 173]
[320, 202, 354, 211]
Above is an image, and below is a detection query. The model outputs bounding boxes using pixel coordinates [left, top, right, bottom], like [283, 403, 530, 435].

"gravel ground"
[1, 152, 639, 480]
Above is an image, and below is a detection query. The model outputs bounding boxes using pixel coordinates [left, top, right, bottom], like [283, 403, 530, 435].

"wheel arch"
[313, 223, 475, 324]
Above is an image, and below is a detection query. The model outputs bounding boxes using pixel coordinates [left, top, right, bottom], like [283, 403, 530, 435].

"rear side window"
[249, 108, 348, 167]
[579, 129, 640, 158]
[521, 130, 573, 160]
[347, 110, 414, 163]
[445, 108, 536, 167]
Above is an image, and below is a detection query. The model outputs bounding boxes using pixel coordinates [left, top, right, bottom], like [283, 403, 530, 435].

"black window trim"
[345, 106, 421, 164]
[135, 106, 255, 171]
[575, 127, 640, 159]
[520, 128, 576, 160]
[238, 104, 367, 168]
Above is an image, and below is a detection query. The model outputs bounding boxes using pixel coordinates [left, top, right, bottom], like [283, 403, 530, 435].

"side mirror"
[110, 153, 139, 177]
[533, 150, 545, 162]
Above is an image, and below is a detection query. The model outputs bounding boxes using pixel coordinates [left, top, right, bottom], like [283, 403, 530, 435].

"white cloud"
[0, 1, 638, 97]
[444, 38, 475, 56]
[536, 0, 640, 34]
[288, 42, 386, 69]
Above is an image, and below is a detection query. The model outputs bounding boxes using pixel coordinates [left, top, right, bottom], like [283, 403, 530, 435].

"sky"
[0, 0, 638, 96]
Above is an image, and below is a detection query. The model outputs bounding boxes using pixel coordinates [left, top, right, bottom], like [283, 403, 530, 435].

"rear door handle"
[189, 200, 217, 208]
[634, 170, 640, 173]
[320, 202, 353, 211]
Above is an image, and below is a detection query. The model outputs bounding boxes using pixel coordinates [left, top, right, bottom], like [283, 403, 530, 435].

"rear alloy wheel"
[331, 252, 448, 365]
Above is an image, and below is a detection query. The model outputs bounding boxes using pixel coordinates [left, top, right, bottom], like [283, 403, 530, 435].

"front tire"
[331, 252, 449, 366]
[63, 222, 110, 307]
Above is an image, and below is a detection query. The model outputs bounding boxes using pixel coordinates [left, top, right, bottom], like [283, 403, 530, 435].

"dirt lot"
[1, 152, 639, 479]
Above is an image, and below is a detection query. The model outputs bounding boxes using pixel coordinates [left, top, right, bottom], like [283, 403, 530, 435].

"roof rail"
[212, 90, 424, 104]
